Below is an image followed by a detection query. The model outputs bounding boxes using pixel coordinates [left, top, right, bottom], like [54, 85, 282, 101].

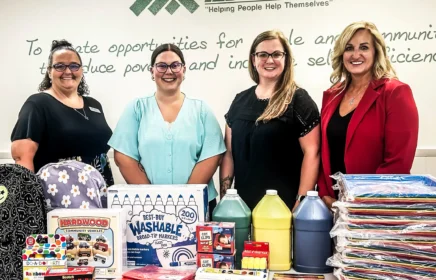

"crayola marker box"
[47, 208, 127, 279]
[107, 184, 208, 267]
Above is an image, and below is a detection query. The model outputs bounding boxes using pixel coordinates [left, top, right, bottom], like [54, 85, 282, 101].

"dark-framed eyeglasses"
[51, 63, 82, 72]
[154, 62, 184, 73]
[252, 51, 286, 61]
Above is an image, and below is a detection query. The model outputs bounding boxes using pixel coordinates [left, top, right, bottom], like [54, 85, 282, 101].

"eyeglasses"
[154, 62, 184, 73]
[252, 51, 286, 61]
[51, 63, 82, 72]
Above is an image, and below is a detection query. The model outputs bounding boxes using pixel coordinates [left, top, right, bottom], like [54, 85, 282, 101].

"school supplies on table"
[329, 173, 436, 280]
[122, 265, 196, 280]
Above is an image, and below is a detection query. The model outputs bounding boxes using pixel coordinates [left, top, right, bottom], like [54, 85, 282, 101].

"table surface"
[105, 268, 337, 280]
[268, 269, 337, 280]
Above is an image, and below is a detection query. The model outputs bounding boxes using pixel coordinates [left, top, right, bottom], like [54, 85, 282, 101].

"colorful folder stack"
[327, 174, 436, 280]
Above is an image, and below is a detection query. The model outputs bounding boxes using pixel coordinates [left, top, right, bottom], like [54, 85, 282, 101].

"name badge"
[89, 107, 101, 113]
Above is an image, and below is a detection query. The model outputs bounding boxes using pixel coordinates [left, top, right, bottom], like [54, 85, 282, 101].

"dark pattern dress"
[225, 86, 320, 210]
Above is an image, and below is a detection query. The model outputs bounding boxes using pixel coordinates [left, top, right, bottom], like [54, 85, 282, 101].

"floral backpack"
[0, 164, 47, 278]
[37, 160, 107, 210]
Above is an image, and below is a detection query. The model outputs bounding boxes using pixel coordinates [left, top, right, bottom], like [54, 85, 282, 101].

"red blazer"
[317, 78, 419, 198]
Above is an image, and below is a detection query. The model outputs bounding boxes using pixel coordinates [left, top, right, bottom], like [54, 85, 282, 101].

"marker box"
[169, 259, 197, 267]
[197, 251, 236, 269]
[107, 184, 208, 267]
[196, 222, 235, 254]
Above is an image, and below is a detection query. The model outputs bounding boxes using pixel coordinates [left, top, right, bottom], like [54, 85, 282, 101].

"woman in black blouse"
[220, 30, 320, 211]
[11, 40, 114, 186]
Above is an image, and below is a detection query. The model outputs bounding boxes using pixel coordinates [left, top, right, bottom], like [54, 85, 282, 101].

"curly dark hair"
[38, 40, 90, 96]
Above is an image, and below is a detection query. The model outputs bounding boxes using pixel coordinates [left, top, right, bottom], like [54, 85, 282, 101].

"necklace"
[349, 95, 361, 106]
[50, 90, 88, 120]
[348, 84, 369, 106]
[74, 108, 89, 120]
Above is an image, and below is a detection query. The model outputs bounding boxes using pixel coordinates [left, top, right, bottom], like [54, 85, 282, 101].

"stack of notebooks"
[328, 174, 436, 280]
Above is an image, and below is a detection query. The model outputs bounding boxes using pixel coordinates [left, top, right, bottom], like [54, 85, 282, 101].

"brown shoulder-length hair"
[330, 21, 397, 89]
[248, 30, 297, 123]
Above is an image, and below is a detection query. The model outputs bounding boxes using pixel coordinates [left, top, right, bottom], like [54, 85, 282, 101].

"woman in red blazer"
[318, 21, 419, 209]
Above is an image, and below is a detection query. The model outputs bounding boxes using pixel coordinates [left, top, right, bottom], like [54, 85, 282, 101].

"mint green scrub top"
[108, 95, 226, 201]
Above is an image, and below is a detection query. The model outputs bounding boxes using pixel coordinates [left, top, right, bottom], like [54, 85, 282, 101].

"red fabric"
[317, 78, 419, 198]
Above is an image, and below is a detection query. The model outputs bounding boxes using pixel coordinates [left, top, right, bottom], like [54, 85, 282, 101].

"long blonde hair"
[248, 30, 297, 123]
[330, 21, 397, 89]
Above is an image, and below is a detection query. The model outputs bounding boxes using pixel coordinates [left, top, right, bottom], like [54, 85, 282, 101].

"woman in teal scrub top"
[109, 43, 226, 213]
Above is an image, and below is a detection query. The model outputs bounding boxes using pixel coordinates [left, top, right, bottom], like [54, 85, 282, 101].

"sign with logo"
[130, 0, 200, 15]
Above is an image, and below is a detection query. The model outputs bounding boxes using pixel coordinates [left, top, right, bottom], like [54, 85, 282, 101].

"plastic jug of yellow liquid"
[252, 190, 292, 271]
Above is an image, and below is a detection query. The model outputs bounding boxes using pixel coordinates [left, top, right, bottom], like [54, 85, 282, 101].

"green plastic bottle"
[212, 189, 252, 269]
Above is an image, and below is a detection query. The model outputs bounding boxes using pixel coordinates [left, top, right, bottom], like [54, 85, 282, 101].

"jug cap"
[226, 189, 238, 195]
[307, 191, 318, 196]
[266, 190, 277, 195]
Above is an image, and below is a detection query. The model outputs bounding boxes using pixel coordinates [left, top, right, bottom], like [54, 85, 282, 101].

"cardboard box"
[241, 242, 269, 270]
[22, 234, 67, 280]
[44, 267, 95, 280]
[196, 222, 235, 254]
[47, 209, 127, 279]
[197, 251, 236, 269]
[107, 184, 208, 267]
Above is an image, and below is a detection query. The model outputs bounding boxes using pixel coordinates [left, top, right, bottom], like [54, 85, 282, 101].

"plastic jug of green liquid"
[212, 189, 251, 269]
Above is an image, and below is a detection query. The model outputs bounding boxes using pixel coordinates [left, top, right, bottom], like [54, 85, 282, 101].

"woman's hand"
[114, 150, 150, 184]
[292, 200, 300, 212]
[322, 195, 337, 209]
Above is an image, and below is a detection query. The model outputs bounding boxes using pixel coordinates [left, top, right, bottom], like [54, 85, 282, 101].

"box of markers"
[107, 184, 208, 267]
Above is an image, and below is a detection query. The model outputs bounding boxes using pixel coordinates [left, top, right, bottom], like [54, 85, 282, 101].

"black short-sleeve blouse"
[11, 93, 114, 185]
[225, 86, 320, 210]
